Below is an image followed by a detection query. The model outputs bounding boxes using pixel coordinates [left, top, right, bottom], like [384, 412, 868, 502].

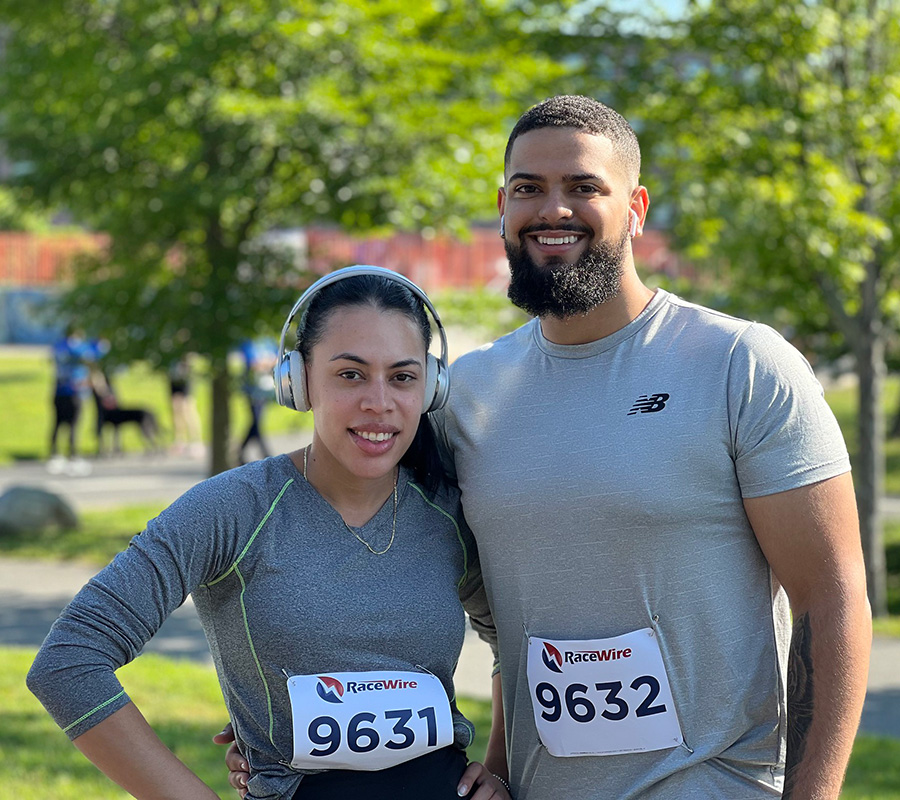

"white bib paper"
[526, 628, 683, 757]
[287, 670, 453, 771]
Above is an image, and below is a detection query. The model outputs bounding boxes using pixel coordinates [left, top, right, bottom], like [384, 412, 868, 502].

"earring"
[499, 215, 505, 238]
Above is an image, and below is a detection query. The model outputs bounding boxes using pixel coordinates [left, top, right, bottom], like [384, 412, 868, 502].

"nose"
[360, 378, 392, 413]
[538, 187, 573, 224]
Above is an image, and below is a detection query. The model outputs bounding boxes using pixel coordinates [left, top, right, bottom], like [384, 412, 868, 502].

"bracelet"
[492, 773, 511, 793]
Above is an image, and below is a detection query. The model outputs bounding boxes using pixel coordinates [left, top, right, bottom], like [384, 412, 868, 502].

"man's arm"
[743, 472, 871, 799]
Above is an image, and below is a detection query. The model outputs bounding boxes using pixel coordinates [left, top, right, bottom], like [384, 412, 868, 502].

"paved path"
[0, 446, 896, 730]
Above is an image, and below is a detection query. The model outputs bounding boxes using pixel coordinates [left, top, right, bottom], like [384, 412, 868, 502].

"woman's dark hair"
[297, 274, 447, 496]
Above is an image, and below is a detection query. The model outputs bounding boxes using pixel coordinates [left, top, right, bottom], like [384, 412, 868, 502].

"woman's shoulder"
[168, 454, 300, 521]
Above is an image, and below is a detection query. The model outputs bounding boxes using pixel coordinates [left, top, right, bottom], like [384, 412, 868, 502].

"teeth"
[356, 431, 393, 442]
[537, 235, 579, 245]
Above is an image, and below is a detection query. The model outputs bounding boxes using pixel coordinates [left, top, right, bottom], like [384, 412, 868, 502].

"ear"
[629, 186, 650, 237]
[497, 186, 506, 216]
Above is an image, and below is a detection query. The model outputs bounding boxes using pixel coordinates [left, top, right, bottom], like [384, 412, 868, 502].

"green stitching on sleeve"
[408, 483, 468, 588]
[236, 565, 276, 747]
[204, 478, 294, 588]
[62, 690, 126, 733]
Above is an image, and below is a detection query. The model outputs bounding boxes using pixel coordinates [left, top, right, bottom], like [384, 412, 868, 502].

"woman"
[28, 267, 510, 800]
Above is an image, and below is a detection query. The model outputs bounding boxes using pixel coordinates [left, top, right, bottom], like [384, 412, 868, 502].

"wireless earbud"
[499, 215, 506, 238]
[629, 209, 640, 238]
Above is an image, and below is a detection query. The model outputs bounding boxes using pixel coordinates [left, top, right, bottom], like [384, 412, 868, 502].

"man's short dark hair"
[504, 95, 641, 186]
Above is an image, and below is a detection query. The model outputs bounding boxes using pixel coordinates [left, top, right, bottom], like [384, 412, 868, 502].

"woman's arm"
[74, 702, 220, 800]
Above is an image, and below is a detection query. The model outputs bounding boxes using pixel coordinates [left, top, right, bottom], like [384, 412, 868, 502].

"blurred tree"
[607, 0, 897, 616]
[0, 0, 560, 474]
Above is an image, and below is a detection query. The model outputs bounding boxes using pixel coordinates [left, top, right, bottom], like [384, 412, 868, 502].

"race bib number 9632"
[287, 670, 453, 771]
[526, 629, 683, 757]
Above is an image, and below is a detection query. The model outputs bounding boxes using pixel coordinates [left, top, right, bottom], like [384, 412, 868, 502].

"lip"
[350, 424, 399, 436]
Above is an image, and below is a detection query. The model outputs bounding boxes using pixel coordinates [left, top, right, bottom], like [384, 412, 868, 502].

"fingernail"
[241, 761, 248, 771]
[239, 776, 247, 787]
[458, 785, 467, 796]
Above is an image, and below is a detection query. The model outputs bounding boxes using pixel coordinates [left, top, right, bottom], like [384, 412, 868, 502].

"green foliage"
[434, 286, 529, 342]
[0, 187, 56, 231]
[0, 0, 560, 367]
[632, 2, 900, 354]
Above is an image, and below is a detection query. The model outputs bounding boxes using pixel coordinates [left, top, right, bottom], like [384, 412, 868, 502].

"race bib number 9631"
[287, 670, 453, 771]
[526, 629, 683, 757]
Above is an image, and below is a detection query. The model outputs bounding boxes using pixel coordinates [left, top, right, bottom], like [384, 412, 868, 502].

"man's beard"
[506, 225, 629, 318]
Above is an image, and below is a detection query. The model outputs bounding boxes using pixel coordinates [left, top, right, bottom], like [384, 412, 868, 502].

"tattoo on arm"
[784, 612, 814, 798]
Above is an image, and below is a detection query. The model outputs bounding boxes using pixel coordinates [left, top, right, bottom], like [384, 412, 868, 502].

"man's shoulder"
[658, 292, 790, 352]
[660, 292, 755, 333]
[450, 318, 537, 375]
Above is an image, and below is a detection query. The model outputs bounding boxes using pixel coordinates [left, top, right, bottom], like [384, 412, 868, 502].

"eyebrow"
[329, 353, 423, 369]
[508, 171, 610, 188]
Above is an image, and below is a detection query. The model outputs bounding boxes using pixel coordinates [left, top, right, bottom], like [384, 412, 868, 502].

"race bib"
[287, 670, 453, 771]
[526, 629, 683, 757]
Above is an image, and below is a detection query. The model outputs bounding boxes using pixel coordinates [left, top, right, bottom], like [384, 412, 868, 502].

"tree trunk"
[855, 335, 888, 617]
[209, 362, 231, 477]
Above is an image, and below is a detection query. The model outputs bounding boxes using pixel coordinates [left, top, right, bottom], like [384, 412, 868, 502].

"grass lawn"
[1, 646, 896, 798]
[0, 502, 167, 564]
[0, 349, 310, 465]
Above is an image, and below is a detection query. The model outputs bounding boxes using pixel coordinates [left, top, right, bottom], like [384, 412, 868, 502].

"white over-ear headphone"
[273, 265, 450, 414]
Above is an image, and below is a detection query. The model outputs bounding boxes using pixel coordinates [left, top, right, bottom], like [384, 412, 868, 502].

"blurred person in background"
[237, 338, 278, 465]
[168, 355, 203, 457]
[47, 324, 107, 475]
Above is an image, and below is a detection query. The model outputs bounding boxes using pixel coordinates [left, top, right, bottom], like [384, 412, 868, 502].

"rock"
[0, 486, 79, 536]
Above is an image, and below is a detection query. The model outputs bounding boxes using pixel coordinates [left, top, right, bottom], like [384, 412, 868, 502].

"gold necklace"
[302, 446, 398, 555]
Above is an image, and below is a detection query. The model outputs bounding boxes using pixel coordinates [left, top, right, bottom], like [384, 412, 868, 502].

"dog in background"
[90, 369, 161, 456]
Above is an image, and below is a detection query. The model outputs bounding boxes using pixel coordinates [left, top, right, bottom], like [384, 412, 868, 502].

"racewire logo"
[542, 642, 563, 673]
[627, 393, 670, 416]
[315, 675, 419, 703]
[541, 642, 634, 670]
[316, 676, 345, 704]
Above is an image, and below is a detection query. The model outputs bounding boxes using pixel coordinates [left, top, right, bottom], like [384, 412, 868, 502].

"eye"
[512, 183, 540, 195]
[573, 184, 602, 195]
[393, 372, 417, 383]
[338, 369, 363, 381]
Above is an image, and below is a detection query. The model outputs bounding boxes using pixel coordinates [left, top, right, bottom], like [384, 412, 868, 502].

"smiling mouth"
[352, 430, 397, 442]
[534, 234, 582, 245]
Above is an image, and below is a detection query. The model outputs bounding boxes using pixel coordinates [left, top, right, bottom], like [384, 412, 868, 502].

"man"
[225, 95, 871, 798]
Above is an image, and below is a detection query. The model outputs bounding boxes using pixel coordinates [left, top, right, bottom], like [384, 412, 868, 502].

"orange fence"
[0, 232, 108, 286]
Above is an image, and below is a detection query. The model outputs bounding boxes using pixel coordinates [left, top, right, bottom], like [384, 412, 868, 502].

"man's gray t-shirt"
[435, 289, 850, 799]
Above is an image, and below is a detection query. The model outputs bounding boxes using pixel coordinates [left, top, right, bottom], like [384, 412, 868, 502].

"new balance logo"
[627, 393, 670, 415]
